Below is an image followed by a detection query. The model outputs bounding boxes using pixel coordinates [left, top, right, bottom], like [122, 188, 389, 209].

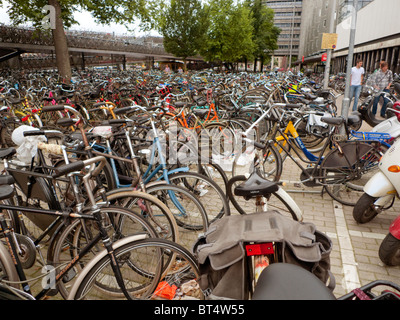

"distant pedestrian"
[350, 59, 365, 112]
[372, 61, 393, 117]
[165, 65, 171, 73]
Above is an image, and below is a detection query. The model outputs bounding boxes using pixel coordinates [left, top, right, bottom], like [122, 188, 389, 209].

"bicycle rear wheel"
[227, 175, 302, 220]
[320, 141, 385, 206]
[68, 238, 202, 300]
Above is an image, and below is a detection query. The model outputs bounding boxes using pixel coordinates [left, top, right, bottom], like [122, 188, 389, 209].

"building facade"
[297, 0, 378, 72]
[334, 0, 400, 75]
[298, 0, 338, 65]
[264, 0, 303, 68]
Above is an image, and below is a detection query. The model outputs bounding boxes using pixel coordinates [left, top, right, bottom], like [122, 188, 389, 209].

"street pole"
[323, 0, 337, 89]
[288, 0, 296, 70]
[341, 0, 359, 125]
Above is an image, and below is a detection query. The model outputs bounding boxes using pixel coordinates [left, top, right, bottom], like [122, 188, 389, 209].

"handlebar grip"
[52, 161, 85, 178]
[23, 130, 46, 137]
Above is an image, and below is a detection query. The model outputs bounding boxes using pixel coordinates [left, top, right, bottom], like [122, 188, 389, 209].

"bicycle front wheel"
[49, 206, 158, 299]
[68, 238, 202, 300]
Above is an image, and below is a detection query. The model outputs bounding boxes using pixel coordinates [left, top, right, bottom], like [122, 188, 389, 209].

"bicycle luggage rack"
[350, 130, 391, 142]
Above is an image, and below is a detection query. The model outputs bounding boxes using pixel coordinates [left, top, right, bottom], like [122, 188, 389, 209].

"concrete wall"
[336, 0, 400, 51]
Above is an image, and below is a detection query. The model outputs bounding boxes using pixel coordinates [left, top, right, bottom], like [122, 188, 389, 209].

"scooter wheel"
[353, 193, 379, 224]
[379, 233, 400, 266]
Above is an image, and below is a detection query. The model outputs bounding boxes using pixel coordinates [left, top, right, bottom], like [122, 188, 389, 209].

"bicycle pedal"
[62, 268, 77, 283]
[46, 288, 59, 296]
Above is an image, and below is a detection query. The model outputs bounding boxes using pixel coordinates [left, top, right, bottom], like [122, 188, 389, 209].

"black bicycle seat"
[234, 171, 279, 199]
[0, 185, 14, 201]
[0, 148, 16, 160]
[252, 263, 336, 300]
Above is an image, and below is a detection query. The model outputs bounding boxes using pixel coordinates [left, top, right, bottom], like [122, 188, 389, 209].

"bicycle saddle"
[0, 148, 16, 160]
[0, 184, 14, 201]
[234, 171, 279, 199]
[192, 109, 209, 119]
[252, 263, 336, 300]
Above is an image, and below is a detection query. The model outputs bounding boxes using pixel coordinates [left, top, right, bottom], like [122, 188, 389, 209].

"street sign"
[321, 33, 338, 50]
[321, 53, 328, 62]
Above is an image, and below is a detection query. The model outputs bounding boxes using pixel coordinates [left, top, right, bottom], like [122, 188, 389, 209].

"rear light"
[246, 243, 274, 256]
[388, 165, 400, 173]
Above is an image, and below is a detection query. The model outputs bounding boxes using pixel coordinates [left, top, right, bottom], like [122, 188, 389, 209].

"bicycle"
[0, 156, 175, 300]
[231, 102, 387, 207]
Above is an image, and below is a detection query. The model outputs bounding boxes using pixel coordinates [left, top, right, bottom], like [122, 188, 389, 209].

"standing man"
[349, 59, 365, 112]
[372, 61, 393, 118]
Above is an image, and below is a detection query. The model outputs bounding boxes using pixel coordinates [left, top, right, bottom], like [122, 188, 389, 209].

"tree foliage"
[3, 0, 160, 30]
[159, 0, 208, 66]
[246, 0, 280, 62]
[200, 0, 255, 65]
[1, 0, 162, 81]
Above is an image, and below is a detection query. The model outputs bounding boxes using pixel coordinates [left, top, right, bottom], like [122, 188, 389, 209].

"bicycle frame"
[0, 157, 137, 300]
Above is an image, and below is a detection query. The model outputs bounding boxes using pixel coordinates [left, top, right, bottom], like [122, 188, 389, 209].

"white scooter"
[353, 136, 400, 266]
[353, 134, 400, 224]
[370, 100, 400, 142]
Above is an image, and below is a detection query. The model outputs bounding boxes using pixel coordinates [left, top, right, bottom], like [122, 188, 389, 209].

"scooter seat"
[234, 172, 279, 199]
[252, 263, 336, 300]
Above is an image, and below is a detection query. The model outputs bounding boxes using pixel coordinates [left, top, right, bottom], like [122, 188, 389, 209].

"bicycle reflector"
[388, 165, 400, 173]
[246, 243, 274, 256]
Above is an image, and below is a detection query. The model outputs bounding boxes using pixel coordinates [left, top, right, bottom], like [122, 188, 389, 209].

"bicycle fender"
[364, 172, 397, 198]
[67, 234, 148, 300]
[275, 187, 303, 222]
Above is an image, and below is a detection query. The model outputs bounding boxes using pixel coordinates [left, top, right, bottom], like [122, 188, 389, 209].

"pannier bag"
[194, 211, 334, 300]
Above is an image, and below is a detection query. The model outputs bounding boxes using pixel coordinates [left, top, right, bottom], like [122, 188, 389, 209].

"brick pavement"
[277, 153, 400, 298]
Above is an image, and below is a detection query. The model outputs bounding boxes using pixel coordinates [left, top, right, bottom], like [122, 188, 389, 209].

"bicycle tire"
[105, 189, 179, 244]
[50, 206, 158, 299]
[320, 141, 384, 206]
[226, 175, 302, 220]
[168, 171, 229, 223]
[145, 183, 209, 249]
[232, 142, 282, 183]
[68, 237, 202, 300]
[176, 156, 229, 195]
[293, 115, 327, 152]
[0, 241, 19, 290]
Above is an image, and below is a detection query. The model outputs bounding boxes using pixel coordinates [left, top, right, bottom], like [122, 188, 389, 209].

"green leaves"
[200, 0, 255, 63]
[159, 0, 208, 61]
[1, 0, 163, 31]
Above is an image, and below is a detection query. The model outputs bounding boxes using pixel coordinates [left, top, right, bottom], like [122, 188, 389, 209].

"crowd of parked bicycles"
[0, 67, 399, 300]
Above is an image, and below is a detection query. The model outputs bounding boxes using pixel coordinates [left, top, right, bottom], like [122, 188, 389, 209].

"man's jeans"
[372, 89, 391, 117]
[350, 85, 362, 111]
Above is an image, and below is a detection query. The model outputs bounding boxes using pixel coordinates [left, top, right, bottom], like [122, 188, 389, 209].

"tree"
[246, 0, 280, 72]
[2, 0, 161, 82]
[200, 0, 255, 69]
[159, 0, 208, 70]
